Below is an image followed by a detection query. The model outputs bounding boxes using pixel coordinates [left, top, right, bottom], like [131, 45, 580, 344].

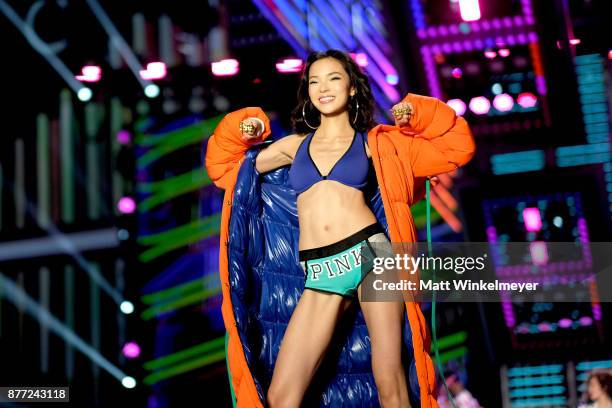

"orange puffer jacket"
[205, 93, 476, 407]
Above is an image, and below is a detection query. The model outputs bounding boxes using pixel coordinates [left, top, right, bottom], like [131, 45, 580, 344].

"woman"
[206, 49, 475, 407]
[582, 371, 612, 408]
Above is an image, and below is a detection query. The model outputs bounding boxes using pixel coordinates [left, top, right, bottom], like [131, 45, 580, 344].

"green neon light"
[412, 199, 441, 229]
[141, 275, 216, 305]
[226, 332, 237, 407]
[436, 346, 468, 365]
[36, 113, 50, 228]
[60, 89, 75, 223]
[138, 215, 220, 262]
[140, 286, 221, 320]
[436, 331, 467, 351]
[138, 169, 212, 212]
[136, 118, 221, 168]
[143, 336, 225, 371]
[143, 349, 226, 385]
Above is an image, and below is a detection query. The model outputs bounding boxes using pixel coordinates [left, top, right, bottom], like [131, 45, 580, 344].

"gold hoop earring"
[302, 101, 319, 130]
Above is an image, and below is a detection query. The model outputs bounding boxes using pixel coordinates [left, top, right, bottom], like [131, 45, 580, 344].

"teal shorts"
[299, 223, 389, 298]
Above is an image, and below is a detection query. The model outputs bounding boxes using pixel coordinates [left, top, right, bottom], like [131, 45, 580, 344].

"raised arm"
[399, 93, 476, 177]
[255, 134, 303, 174]
[205, 107, 272, 190]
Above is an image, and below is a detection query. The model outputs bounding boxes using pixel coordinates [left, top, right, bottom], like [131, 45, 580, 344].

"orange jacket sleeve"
[400, 93, 476, 178]
[205, 107, 272, 190]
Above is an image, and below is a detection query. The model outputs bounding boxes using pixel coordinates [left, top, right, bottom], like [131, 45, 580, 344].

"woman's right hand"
[239, 117, 264, 141]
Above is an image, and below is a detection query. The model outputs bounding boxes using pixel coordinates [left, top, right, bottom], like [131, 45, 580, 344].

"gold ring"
[239, 121, 256, 135]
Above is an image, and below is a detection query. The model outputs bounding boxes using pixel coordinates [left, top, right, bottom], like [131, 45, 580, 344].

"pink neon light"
[468, 96, 490, 115]
[608, 50, 612, 60]
[537, 322, 551, 332]
[76, 65, 102, 82]
[579, 316, 593, 326]
[529, 241, 548, 266]
[118, 197, 136, 214]
[569, 38, 581, 45]
[139, 62, 167, 80]
[276, 58, 303, 73]
[447, 99, 467, 116]
[459, 0, 481, 22]
[558, 318, 572, 328]
[349, 53, 368, 67]
[117, 130, 131, 145]
[451, 67, 463, 78]
[212, 59, 239, 76]
[493, 93, 514, 112]
[122, 342, 141, 359]
[517, 92, 538, 108]
[498, 48, 511, 57]
[523, 207, 542, 231]
[484, 50, 497, 59]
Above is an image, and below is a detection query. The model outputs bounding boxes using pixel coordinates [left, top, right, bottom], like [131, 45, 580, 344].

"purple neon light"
[117, 130, 131, 145]
[118, 197, 136, 214]
[593, 304, 602, 320]
[535, 75, 547, 95]
[122, 342, 141, 358]
[411, 0, 534, 35]
[420, 47, 442, 98]
[421, 33, 537, 57]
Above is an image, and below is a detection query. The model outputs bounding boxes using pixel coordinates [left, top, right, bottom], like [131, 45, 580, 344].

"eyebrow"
[309, 72, 343, 78]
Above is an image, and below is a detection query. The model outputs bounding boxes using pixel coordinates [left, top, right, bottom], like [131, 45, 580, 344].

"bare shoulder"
[276, 133, 309, 159]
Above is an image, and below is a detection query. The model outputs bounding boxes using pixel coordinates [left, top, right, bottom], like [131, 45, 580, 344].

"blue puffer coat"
[227, 146, 422, 406]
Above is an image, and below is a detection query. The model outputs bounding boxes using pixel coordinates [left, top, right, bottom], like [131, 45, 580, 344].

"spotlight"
[120, 301, 134, 314]
[121, 376, 136, 389]
[458, 0, 481, 22]
[139, 62, 167, 80]
[451, 68, 463, 78]
[144, 84, 160, 98]
[493, 93, 514, 112]
[386, 74, 399, 85]
[447, 99, 467, 116]
[77, 87, 92, 102]
[276, 58, 303, 73]
[76, 65, 102, 82]
[212, 59, 239, 76]
[468, 96, 490, 115]
[349, 53, 368, 67]
[569, 38, 581, 45]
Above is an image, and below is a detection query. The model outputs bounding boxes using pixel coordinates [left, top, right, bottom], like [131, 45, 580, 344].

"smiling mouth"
[318, 96, 335, 104]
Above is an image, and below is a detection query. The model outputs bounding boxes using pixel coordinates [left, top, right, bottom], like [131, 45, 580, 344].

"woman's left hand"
[391, 101, 414, 127]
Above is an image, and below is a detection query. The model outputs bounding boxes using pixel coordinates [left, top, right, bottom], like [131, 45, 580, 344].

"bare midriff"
[296, 180, 378, 250]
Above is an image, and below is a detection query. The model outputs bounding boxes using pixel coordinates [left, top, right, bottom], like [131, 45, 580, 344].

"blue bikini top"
[288, 131, 369, 195]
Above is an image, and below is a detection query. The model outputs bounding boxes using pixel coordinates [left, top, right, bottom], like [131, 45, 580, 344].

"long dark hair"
[290, 50, 376, 134]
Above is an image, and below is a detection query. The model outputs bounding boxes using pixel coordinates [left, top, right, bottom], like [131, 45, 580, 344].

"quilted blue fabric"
[227, 147, 421, 407]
